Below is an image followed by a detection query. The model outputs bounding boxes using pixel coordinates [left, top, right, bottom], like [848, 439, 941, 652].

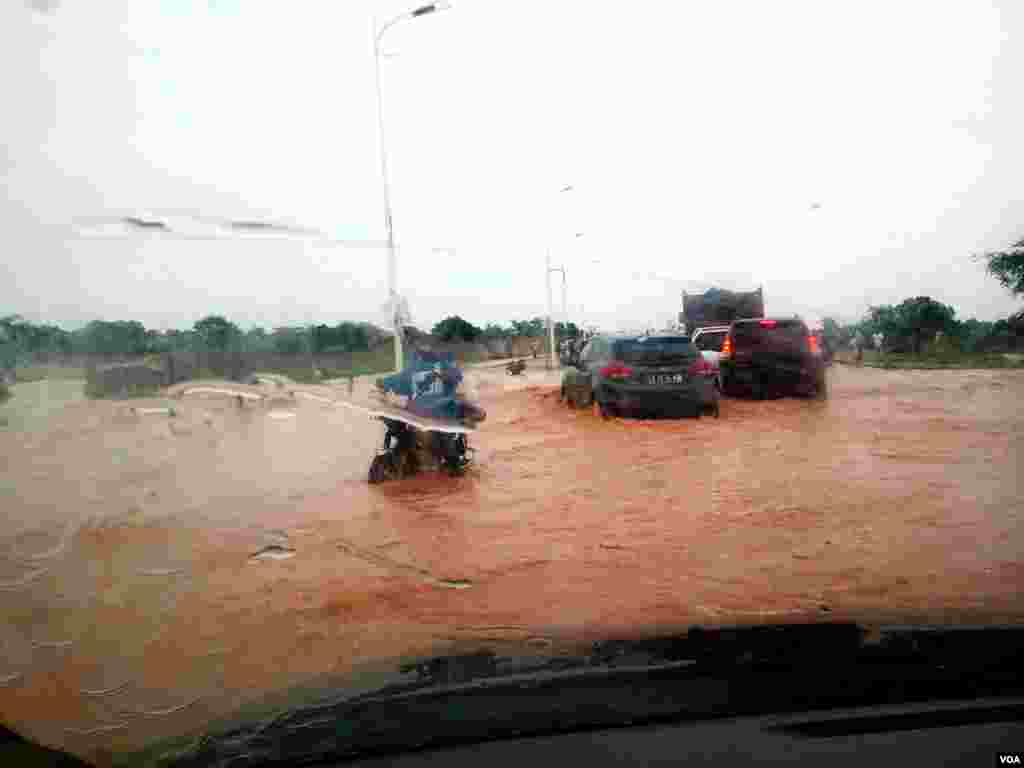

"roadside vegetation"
[431, 315, 578, 342]
[0, 313, 572, 396]
[820, 291, 1021, 371]
[819, 237, 1024, 368]
[834, 349, 1024, 370]
[3, 234, 1020, 383]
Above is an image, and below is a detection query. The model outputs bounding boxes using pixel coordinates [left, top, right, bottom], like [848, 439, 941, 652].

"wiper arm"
[159, 624, 1024, 767]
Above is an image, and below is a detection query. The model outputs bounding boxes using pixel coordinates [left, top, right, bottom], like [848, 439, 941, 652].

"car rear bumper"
[721, 360, 824, 392]
[602, 378, 717, 413]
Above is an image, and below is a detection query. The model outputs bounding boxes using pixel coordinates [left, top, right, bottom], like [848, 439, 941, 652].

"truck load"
[680, 286, 765, 334]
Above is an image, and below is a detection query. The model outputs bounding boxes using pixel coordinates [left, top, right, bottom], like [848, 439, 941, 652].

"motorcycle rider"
[373, 347, 486, 475]
[375, 347, 474, 420]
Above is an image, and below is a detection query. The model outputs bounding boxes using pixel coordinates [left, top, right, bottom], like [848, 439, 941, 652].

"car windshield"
[2, 2, 1023, 766]
[614, 338, 696, 364]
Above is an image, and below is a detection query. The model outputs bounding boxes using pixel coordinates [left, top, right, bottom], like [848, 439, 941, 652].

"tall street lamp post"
[374, 1, 451, 372]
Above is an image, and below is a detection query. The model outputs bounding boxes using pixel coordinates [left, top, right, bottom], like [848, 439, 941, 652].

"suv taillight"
[599, 361, 633, 380]
[721, 335, 733, 358]
[808, 335, 820, 355]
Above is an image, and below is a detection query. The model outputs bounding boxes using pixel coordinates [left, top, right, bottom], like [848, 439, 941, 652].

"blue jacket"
[377, 352, 465, 421]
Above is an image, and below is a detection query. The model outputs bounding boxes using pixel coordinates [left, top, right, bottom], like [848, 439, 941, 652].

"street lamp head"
[411, 1, 451, 17]
[121, 216, 170, 232]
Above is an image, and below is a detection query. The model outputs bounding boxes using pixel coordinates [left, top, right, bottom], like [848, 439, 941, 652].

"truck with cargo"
[680, 287, 765, 388]
[680, 287, 765, 334]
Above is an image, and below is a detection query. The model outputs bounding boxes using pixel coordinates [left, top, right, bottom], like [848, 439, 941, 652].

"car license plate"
[649, 374, 684, 385]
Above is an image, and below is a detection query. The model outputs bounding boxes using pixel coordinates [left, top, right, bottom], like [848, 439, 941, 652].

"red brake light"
[721, 335, 733, 357]
[808, 335, 820, 354]
[599, 361, 633, 380]
[759, 319, 777, 328]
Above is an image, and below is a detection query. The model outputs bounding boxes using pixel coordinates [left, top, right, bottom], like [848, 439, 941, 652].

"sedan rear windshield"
[614, 338, 697, 364]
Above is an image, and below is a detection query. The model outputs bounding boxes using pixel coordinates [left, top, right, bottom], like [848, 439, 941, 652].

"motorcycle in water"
[367, 354, 486, 483]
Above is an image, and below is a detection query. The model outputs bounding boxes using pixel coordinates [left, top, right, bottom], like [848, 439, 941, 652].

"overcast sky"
[3, 0, 1022, 332]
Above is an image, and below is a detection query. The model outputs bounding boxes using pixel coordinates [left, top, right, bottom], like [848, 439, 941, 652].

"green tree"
[163, 329, 195, 351]
[897, 296, 957, 354]
[310, 324, 335, 354]
[271, 326, 310, 355]
[243, 326, 273, 353]
[143, 329, 165, 354]
[0, 315, 26, 372]
[193, 315, 240, 352]
[509, 318, 545, 337]
[482, 323, 510, 338]
[554, 321, 580, 339]
[431, 315, 482, 342]
[861, 298, 957, 354]
[980, 236, 1024, 296]
[310, 322, 371, 354]
[5, 320, 68, 357]
[952, 318, 992, 353]
[348, 323, 370, 351]
[981, 313, 1024, 352]
[78, 320, 148, 356]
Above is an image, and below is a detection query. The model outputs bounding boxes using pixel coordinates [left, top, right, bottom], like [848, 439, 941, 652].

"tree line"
[3, 235, 1021, 365]
[814, 235, 1023, 355]
[821, 297, 1022, 355]
[430, 316, 579, 342]
[0, 315, 389, 369]
[0, 311, 583, 372]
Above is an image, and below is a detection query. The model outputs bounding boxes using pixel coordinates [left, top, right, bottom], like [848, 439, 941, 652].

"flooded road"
[1, 364, 1022, 762]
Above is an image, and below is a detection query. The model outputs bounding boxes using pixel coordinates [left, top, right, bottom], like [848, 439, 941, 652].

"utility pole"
[544, 185, 577, 371]
[560, 267, 567, 337]
[545, 261, 568, 368]
[546, 249, 556, 370]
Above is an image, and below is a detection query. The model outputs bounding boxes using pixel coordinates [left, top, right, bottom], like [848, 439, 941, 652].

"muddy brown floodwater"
[1, 364, 1022, 763]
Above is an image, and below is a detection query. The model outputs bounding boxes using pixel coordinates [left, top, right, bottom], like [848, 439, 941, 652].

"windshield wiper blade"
[156, 623, 1024, 767]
